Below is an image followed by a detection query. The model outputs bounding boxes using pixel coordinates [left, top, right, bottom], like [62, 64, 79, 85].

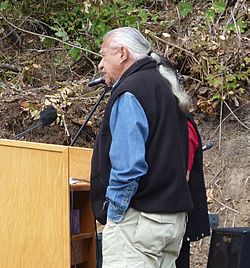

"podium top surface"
[0, 138, 92, 152]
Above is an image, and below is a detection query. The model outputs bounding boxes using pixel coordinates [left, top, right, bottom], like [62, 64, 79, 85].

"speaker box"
[207, 227, 250, 268]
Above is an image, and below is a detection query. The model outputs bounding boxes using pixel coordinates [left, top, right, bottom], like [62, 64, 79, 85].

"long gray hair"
[104, 27, 191, 112]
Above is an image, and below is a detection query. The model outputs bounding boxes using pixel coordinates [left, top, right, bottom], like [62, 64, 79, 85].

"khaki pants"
[102, 208, 187, 268]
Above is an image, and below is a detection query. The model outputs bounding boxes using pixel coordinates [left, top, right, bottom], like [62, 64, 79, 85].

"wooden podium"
[0, 139, 96, 268]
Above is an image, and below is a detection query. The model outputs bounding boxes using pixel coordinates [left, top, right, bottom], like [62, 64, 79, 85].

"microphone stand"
[70, 84, 111, 268]
[70, 85, 111, 146]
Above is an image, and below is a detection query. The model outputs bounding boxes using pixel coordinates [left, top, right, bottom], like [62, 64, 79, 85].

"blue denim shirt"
[106, 92, 149, 223]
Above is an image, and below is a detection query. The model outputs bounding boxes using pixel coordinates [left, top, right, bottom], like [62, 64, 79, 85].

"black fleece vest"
[90, 57, 194, 224]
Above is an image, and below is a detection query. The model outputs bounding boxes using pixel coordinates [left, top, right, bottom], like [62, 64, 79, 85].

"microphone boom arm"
[70, 85, 111, 146]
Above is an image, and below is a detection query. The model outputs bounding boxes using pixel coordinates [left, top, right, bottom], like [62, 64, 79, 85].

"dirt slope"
[0, 83, 249, 267]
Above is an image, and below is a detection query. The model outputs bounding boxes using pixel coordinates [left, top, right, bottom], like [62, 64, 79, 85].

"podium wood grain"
[0, 139, 95, 268]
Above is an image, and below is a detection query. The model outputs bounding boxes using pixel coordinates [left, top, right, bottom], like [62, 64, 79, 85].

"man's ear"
[120, 47, 129, 63]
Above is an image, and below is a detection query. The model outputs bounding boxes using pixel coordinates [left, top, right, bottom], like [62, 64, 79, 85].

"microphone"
[13, 105, 57, 140]
[88, 77, 105, 87]
[39, 105, 58, 126]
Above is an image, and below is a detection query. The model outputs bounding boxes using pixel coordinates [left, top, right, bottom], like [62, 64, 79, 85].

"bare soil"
[191, 107, 250, 266]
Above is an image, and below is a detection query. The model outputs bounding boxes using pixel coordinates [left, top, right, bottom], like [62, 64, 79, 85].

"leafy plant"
[212, 0, 226, 14]
[204, 0, 226, 23]
[46, 1, 160, 59]
[70, 46, 81, 61]
[199, 56, 249, 113]
[178, 1, 193, 17]
[227, 18, 247, 34]
[0, 0, 11, 10]
[1, 0, 248, 116]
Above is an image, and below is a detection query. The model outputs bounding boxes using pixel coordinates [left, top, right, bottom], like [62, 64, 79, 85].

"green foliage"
[4, 0, 160, 60]
[204, 0, 246, 34]
[227, 18, 247, 34]
[182, 1, 248, 114]
[1, 0, 248, 115]
[201, 56, 249, 112]
[204, 0, 226, 23]
[178, 1, 193, 17]
[48, 0, 158, 59]
[70, 47, 81, 61]
[207, 71, 247, 99]
[0, 0, 11, 10]
[40, 37, 55, 48]
[204, 9, 215, 22]
[212, 0, 226, 13]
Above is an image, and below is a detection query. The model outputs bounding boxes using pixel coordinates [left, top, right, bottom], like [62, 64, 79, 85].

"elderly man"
[90, 27, 208, 268]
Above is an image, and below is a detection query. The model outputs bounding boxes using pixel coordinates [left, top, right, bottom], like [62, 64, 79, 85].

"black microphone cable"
[13, 121, 44, 140]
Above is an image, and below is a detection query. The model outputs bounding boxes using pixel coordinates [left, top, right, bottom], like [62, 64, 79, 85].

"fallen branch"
[210, 196, 239, 214]
[146, 31, 199, 63]
[62, 115, 70, 137]
[222, 0, 242, 35]
[218, 87, 224, 150]
[208, 166, 224, 186]
[224, 101, 249, 130]
[0, 12, 100, 57]
[232, 214, 236, 227]
[0, 64, 21, 72]
[210, 102, 249, 138]
[231, 9, 242, 53]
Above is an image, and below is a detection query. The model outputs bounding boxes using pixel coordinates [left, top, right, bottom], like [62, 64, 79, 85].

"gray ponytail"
[104, 27, 191, 112]
[150, 52, 191, 112]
